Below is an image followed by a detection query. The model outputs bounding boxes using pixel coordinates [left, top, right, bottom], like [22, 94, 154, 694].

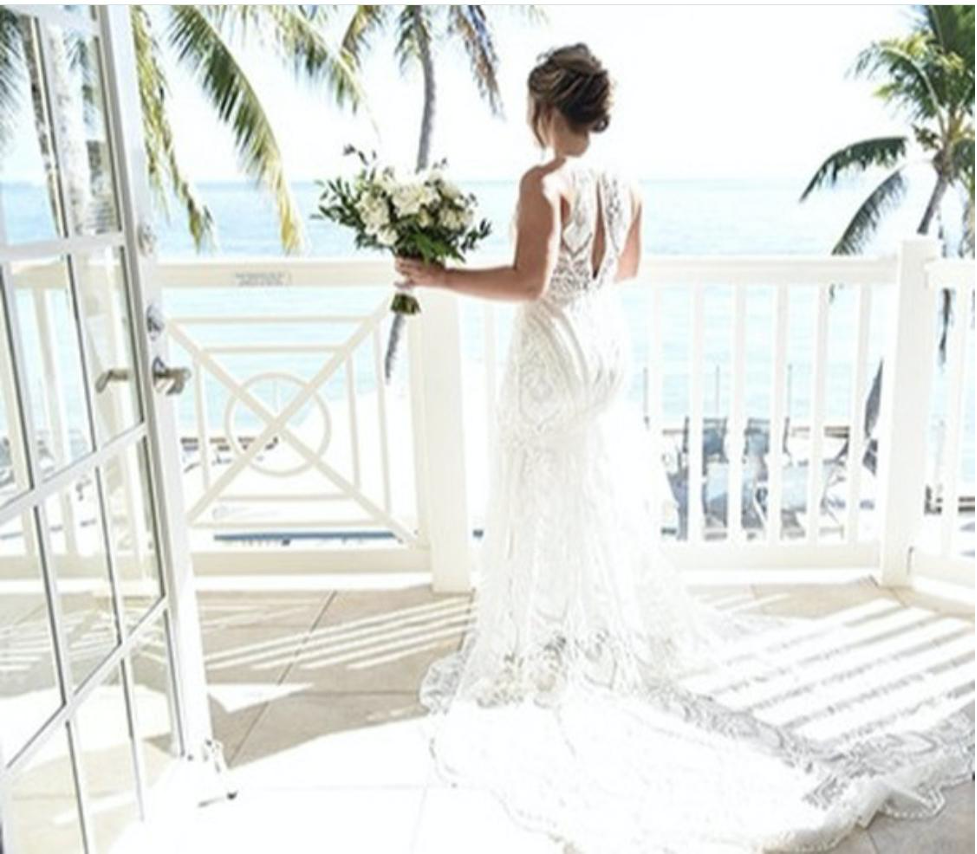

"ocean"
[3, 177, 974, 480]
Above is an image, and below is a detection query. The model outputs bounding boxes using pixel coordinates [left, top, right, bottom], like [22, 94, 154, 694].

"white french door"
[0, 6, 210, 853]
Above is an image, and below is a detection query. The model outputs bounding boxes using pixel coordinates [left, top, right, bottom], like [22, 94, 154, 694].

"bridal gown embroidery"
[418, 164, 975, 854]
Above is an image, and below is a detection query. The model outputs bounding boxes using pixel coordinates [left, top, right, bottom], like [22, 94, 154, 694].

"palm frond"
[447, 6, 502, 117]
[851, 35, 943, 123]
[950, 134, 975, 175]
[799, 137, 907, 201]
[167, 5, 304, 253]
[341, 5, 388, 70]
[517, 5, 549, 26]
[0, 6, 23, 155]
[132, 5, 214, 249]
[831, 167, 908, 255]
[914, 4, 975, 71]
[393, 5, 431, 74]
[252, 5, 365, 111]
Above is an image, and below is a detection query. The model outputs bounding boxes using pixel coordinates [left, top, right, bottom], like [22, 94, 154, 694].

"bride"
[394, 43, 974, 854]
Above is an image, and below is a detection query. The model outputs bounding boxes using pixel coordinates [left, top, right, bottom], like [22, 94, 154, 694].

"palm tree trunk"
[917, 172, 949, 235]
[841, 173, 951, 473]
[414, 7, 435, 172]
[385, 7, 436, 381]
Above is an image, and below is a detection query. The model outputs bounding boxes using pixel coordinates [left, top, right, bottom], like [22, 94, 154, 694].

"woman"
[395, 44, 974, 854]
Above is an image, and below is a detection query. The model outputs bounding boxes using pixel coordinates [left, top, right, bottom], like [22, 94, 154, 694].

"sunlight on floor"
[110, 573, 973, 854]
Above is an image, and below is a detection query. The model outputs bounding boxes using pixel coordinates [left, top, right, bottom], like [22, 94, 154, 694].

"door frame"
[99, 4, 212, 759]
[0, 0, 212, 825]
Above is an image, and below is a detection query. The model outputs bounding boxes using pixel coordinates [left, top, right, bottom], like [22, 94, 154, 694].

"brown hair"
[527, 43, 613, 146]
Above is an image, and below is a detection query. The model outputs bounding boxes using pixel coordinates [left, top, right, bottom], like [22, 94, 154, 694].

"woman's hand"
[394, 256, 448, 288]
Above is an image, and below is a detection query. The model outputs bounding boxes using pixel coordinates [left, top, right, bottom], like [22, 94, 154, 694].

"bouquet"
[315, 146, 491, 381]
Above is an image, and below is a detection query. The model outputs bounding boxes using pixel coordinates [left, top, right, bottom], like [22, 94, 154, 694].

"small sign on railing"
[233, 271, 292, 288]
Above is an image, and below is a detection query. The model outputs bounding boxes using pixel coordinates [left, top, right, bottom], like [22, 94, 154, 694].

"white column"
[877, 236, 940, 586]
[408, 288, 472, 592]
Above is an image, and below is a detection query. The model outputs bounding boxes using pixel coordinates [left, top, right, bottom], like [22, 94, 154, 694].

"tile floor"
[129, 574, 975, 854]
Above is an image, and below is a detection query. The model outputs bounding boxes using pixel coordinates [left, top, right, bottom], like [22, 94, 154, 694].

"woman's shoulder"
[518, 162, 565, 200]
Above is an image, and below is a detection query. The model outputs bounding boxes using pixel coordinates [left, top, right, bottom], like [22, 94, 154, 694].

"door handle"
[95, 367, 131, 393]
[152, 356, 191, 396]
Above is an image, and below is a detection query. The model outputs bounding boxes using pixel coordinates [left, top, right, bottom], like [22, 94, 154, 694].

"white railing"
[5, 241, 970, 592]
[154, 239, 973, 590]
[467, 252, 901, 570]
[900, 253, 975, 585]
[156, 258, 471, 590]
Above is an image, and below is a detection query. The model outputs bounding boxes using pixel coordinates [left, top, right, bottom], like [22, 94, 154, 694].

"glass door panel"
[0, 10, 64, 244]
[3, 725, 85, 854]
[10, 256, 93, 478]
[129, 624, 178, 792]
[0, 8, 207, 854]
[40, 21, 119, 236]
[76, 247, 141, 442]
[101, 439, 162, 628]
[0, 514, 60, 764]
[74, 667, 140, 852]
[42, 475, 118, 690]
[0, 289, 30, 506]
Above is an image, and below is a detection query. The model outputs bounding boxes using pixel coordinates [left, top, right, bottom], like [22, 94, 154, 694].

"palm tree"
[799, 5, 974, 472]
[0, 5, 362, 252]
[338, 5, 542, 172]
[337, 5, 542, 376]
[801, 5, 974, 256]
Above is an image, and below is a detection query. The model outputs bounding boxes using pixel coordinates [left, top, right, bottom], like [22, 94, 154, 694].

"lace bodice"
[543, 165, 633, 306]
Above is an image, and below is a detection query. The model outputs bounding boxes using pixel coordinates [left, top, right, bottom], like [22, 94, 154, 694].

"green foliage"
[803, 4, 975, 258]
[799, 137, 908, 201]
[132, 5, 214, 248]
[314, 146, 491, 263]
[831, 167, 908, 255]
[130, 4, 361, 253]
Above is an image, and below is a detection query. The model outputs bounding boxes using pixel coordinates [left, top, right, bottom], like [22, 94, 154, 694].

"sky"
[158, 3, 919, 184]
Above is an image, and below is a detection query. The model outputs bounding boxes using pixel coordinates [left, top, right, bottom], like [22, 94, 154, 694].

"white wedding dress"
[418, 162, 975, 853]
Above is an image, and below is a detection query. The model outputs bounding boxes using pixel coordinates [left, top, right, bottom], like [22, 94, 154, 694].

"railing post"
[877, 236, 940, 586]
[408, 288, 472, 592]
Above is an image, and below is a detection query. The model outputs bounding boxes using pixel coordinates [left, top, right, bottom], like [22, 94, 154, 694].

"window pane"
[130, 618, 179, 794]
[42, 23, 119, 235]
[3, 724, 85, 854]
[76, 247, 142, 442]
[0, 13, 64, 243]
[74, 665, 140, 852]
[11, 256, 92, 478]
[0, 513, 61, 766]
[103, 440, 162, 629]
[44, 474, 119, 689]
[0, 278, 31, 506]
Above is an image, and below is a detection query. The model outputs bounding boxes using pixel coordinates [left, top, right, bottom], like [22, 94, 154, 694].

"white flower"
[377, 168, 398, 193]
[357, 193, 389, 233]
[440, 180, 463, 201]
[376, 226, 397, 246]
[392, 183, 427, 216]
[438, 207, 465, 230]
[418, 209, 433, 228]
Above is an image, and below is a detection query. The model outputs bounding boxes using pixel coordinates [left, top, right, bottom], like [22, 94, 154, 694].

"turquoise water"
[2, 178, 973, 480]
[150, 177, 895, 258]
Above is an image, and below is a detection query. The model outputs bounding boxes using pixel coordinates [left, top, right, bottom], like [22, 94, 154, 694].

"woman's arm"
[614, 182, 643, 282]
[393, 168, 562, 302]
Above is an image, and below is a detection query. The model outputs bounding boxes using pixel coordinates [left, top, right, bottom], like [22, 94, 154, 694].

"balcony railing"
[2, 240, 971, 592]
